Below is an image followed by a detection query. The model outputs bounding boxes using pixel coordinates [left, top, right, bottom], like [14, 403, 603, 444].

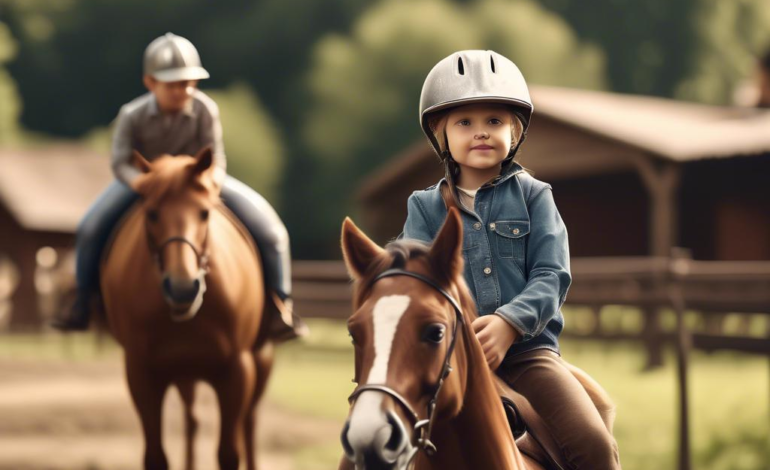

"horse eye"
[147, 210, 159, 223]
[200, 210, 209, 221]
[423, 324, 446, 344]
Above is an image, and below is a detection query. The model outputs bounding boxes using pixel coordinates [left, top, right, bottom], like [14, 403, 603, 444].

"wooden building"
[357, 86, 770, 261]
[0, 145, 112, 329]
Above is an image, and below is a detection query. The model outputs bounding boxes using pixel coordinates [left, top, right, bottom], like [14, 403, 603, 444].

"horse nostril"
[340, 421, 355, 459]
[162, 276, 199, 304]
[384, 410, 407, 453]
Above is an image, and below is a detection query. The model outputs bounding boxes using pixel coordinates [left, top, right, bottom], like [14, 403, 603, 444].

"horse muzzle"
[342, 405, 413, 470]
[161, 270, 207, 321]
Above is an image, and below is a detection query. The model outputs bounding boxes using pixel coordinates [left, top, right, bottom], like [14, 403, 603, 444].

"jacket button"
[512, 228, 520, 235]
[489, 223, 496, 230]
[473, 222, 482, 230]
[483, 267, 492, 275]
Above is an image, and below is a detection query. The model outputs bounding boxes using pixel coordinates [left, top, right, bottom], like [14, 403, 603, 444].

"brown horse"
[338, 208, 615, 470]
[100, 148, 273, 470]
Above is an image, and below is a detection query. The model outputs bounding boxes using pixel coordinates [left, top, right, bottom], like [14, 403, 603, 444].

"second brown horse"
[100, 148, 273, 470]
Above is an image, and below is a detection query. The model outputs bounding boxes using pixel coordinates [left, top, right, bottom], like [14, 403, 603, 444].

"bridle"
[144, 216, 211, 274]
[347, 268, 465, 467]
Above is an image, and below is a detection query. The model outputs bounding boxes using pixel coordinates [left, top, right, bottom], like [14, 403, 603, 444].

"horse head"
[131, 147, 220, 321]
[340, 208, 478, 470]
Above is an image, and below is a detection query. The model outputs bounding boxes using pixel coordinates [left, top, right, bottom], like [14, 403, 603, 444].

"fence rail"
[293, 255, 770, 470]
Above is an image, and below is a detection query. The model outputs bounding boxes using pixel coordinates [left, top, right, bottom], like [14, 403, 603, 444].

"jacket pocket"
[492, 220, 529, 273]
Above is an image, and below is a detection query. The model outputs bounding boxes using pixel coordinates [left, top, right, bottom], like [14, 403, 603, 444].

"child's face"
[143, 76, 198, 113]
[445, 103, 514, 172]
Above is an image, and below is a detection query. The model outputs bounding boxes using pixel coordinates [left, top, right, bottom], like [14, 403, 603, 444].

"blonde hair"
[427, 108, 525, 156]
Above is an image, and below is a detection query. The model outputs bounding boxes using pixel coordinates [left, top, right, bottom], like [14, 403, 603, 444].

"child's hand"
[472, 315, 519, 371]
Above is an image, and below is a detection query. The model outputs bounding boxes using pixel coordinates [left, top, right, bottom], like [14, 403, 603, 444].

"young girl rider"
[53, 33, 307, 341]
[401, 50, 620, 469]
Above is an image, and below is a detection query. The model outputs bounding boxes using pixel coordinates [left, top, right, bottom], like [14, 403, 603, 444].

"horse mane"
[132, 155, 218, 206]
[352, 239, 479, 324]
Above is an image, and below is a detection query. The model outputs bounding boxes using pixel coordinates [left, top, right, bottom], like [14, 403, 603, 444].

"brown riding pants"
[498, 349, 621, 470]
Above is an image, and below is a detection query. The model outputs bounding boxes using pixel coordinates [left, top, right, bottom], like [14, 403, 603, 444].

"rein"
[347, 268, 465, 466]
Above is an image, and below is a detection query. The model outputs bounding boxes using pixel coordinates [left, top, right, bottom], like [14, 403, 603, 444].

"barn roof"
[359, 86, 770, 201]
[532, 85, 770, 161]
[0, 145, 112, 233]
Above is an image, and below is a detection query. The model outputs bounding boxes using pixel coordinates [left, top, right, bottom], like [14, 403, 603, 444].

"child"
[401, 50, 620, 469]
[53, 33, 306, 341]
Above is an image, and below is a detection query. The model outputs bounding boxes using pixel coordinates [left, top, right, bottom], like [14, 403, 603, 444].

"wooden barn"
[0, 145, 111, 329]
[357, 86, 770, 261]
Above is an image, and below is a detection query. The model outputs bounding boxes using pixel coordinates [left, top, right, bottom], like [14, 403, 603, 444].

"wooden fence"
[293, 254, 770, 470]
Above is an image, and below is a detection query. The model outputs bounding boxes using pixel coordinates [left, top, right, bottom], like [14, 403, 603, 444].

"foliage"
[0, 19, 21, 145]
[538, 0, 701, 98]
[295, 0, 607, 256]
[2, 0, 376, 137]
[207, 83, 285, 204]
[675, 0, 770, 104]
[4, 0, 770, 257]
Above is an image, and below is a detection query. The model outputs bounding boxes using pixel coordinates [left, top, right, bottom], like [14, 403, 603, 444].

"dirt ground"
[0, 357, 342, 470]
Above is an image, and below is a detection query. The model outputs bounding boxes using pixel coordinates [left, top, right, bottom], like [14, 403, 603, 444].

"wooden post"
[632, 157, 681, 257]
[633, 157, 681, 370]
[669, 248, 692, 470]
[8, 242, 41, 330]
[641, 306, 664, 370]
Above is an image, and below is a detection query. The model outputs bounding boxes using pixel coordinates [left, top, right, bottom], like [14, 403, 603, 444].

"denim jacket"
[400, 163, 571, 359]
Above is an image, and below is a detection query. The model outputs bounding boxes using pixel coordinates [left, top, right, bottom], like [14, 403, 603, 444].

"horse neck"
[428, 292, 529, 470]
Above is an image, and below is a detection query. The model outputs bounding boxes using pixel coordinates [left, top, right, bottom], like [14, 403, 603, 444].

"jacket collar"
[439, 160, 526, 190]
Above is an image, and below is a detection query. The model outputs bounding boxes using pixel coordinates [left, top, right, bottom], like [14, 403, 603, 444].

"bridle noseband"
[145, 217, 211, 274]
[347, 268, 465, 466]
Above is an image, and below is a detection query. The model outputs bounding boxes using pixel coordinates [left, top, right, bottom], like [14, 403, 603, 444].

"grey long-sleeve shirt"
[111, 89, 226, 186]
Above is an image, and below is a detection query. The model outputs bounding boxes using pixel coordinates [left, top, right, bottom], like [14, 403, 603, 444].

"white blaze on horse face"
[367, 295, 411, 384]
[347, 295, 411, 447]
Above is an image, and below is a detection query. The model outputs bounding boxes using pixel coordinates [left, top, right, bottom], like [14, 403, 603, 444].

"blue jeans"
[75, 177, 291, 300]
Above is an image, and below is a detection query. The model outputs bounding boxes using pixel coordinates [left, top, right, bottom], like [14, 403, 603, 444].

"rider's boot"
[266, 291, 309, 343]
[51, 293, 91, 331]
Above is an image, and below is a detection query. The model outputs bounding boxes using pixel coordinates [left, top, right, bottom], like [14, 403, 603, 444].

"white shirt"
[457, 186, 478, 212]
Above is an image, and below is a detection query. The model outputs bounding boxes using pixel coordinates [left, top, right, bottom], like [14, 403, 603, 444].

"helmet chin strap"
[500, 130, 528, 170]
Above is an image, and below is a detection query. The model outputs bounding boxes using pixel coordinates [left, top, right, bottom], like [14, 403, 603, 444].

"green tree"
[675, 0, 770, 104]
[2, 0, 377, 137]
[0, 20, 21, 145]
[538, 0, 701, 98]
[293, 0, 606, 257]
[207, 83, 285, 205]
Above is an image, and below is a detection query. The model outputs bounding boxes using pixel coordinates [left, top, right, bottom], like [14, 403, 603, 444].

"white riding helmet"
[419, 50, 533, 160]
[143, 33, 210, 82]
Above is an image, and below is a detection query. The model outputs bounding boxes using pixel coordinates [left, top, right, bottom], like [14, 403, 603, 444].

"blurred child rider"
[401, 50, 620, 469]
[53, 33, 307, 341]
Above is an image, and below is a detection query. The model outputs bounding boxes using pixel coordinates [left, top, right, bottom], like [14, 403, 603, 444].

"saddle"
[495, 376, 569, 470]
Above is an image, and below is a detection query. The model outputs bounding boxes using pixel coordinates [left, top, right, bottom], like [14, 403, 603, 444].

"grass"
[2, 315, 768, 470]
[269, 317, 770, 470]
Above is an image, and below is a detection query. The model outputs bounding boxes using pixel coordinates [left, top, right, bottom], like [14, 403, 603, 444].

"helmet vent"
[457, 57, 465, 75]
[490, 55, 496, 73]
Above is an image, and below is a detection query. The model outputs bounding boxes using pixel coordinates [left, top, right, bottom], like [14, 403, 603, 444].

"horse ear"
[193, 146, 214, 174]
[341, 217, 385, 280]
[133, 150, 152, 174]
[429, 207, 463, 282]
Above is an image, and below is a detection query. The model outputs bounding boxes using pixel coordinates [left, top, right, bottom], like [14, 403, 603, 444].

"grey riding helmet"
[419, 50, 533, 160]
[143, 33, 210, 82]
